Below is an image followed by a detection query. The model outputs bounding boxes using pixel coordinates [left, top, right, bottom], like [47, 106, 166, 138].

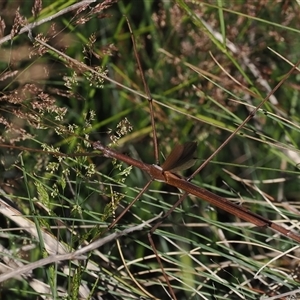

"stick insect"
[92, 19, 300, 299]
[1, 15, 300, 300]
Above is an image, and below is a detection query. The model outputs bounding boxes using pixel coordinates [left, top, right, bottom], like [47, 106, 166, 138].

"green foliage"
[0, 1, 300, 299]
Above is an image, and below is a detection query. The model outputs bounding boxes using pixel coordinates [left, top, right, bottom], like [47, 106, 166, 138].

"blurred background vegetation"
[0, 0, 300, 299]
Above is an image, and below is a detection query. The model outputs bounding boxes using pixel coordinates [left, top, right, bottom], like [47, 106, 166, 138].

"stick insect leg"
[106, 17, 160, 232]
[125, 16, 178, 299]
[125, 17, 159, 165]
[95, 17, 167, 299]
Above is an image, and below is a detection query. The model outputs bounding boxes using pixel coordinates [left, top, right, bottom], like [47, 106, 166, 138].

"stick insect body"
[93, 141, 300, 244]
